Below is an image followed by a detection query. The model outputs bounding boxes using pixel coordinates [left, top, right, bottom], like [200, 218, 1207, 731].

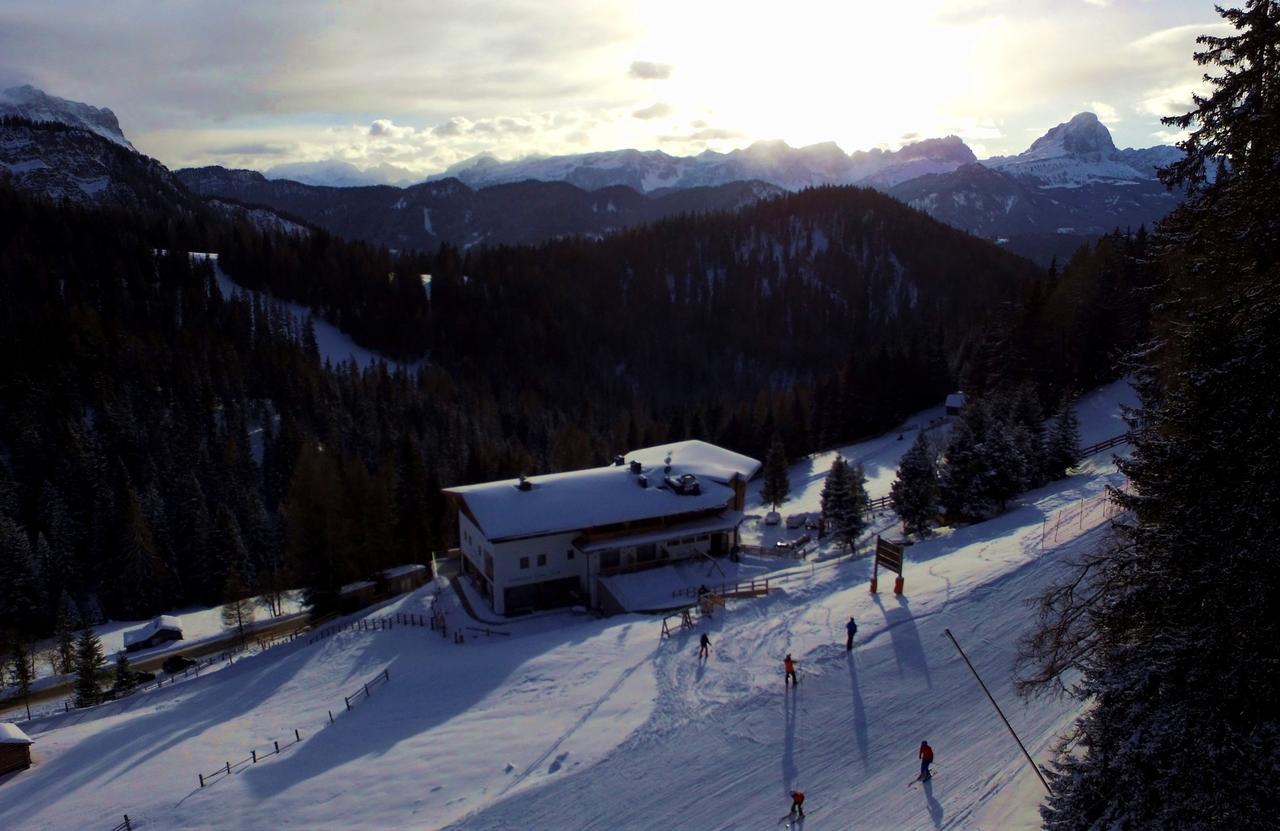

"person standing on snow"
[789, 789, 806, 819]
[845, 617, 858, 651]
[784, 653, 798, 686]
[699, 632, 711, 659]
[918, 740, 934, 781]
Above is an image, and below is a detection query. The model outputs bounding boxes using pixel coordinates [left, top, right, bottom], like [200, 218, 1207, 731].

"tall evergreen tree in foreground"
[761, 435, 791, 510]
[7, 638, 34, 719]
[1045, 396, 1082, 481]
[113, 649, 136, 696]
[73, 627, 105, 708]
[1020, 4, 1280, 827]
[891, 432, 939, 537]
[820, 455, 850, 533]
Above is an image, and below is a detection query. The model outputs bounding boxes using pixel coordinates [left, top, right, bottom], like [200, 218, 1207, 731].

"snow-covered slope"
[0, 381, 1136, 830]
[0, 85, 134, 151]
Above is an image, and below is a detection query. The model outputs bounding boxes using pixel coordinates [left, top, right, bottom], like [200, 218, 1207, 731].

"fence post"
[252, 749, 258, 763]
[199, 772, 205, 788]
[274, 740, 280, 753]
[124, 815, 131, 831]
[329, 709, 334, 724]
[384, 667, 390, 682]
[225, 761, 231, 775]
[345, 696, 351, 710]
[295, 728, 301, 742]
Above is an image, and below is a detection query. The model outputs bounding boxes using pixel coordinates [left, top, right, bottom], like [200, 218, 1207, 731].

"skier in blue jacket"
[845, 617, 858, 651]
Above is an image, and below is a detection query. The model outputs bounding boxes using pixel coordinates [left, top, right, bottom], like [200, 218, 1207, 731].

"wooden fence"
[1078, 432, 1131, 459]
[307, 612, 432, 645]
[672, 577, 770, 601]
[341, 667, 391, 712]
[197, 727, 304, 788]
[107, 815, 133, 831]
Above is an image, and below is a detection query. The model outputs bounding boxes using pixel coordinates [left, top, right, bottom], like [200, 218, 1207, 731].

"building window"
[520, 556, 529, 569]
[537, 554, 547, 567]
[567, 549, 575, 560]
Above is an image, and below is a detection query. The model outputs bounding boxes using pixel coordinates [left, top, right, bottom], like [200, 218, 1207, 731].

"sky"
[0, 0, 1224, 180]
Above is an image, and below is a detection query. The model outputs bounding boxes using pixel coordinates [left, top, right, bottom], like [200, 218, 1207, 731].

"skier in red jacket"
[784, 654, 798, 686]
[918, 740, 934, 781]
[789, 789, 806, 819]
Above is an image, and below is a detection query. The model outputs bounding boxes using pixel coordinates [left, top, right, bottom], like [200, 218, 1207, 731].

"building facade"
[444, 440, 760, 616]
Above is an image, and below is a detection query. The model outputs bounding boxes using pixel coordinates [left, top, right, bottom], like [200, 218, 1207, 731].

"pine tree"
[112, 649, 136, 696]
[1011, 384, 1048, 487]
[73, 627, 105, 707]
[820, 455, 850, 532]
[761, 434, 791, 510]
[839, 462, 870, 548]
[1045, 396, 1081, 480]
[891, 432, 939, 537]
[53, 592, 78, 675]
[1022, 5, 1280, 827]
[939, 401, 996, 522]
[7, 638, 34, 720]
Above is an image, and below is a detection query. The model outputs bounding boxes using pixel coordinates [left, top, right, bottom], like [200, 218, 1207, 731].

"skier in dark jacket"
[699, 632, 711, 659]
[919, 740, 934, 781]
[845, 617, 858, 651]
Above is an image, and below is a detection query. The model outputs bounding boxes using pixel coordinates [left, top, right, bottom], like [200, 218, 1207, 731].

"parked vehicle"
[133, 670, 156, 684]
[161, 655, 198, 674]
[804, 514, 821, 530]
[785, 513, 806, 529]
[764, 511, 781, 526]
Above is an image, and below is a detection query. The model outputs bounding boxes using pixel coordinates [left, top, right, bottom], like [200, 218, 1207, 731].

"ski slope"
[0, 380, 1135, 830]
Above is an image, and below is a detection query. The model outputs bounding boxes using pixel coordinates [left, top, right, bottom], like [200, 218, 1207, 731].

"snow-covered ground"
[0, 380, 1135, 830]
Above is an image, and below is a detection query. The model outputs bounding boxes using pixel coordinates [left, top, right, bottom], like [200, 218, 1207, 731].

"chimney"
[629, 460, 642, 474]
[638, 474, 648, 488]
[613, 454, 625, 466]
[517, 474, 532, 491]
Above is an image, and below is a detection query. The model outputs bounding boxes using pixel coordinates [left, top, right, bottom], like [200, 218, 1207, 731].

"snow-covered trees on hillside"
[1021, 4, 1280, 827]
[1045, 397, 1081, 480]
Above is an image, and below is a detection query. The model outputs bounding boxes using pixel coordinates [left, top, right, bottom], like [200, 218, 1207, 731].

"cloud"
[632, 102, 672, 120]
[1086, 101, 1120, 124]
[368, 118, 417, 139]
[659, 127, 743, 143]
[629, 61, 672, 80]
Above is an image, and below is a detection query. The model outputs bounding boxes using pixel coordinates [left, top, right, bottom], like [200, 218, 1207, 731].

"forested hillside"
[0, 165, 1150, 643]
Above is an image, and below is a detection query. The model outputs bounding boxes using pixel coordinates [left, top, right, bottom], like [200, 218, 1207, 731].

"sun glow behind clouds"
[631, 0, 985, 151]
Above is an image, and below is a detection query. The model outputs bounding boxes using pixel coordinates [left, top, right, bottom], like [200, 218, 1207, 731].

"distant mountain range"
[0, 84, 1185, 264]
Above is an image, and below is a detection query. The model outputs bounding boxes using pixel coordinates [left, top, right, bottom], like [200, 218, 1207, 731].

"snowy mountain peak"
[898, 135, 976, 164]
[0, 84, 134, 151]
[1027, 112, 1117, 159]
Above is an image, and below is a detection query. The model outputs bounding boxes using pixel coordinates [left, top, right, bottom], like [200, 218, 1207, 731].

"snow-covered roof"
[122, 615, 183, 648]
[945, 392, 967, 409]
[0, 722, 34, 744]
[445, 440, 760, 542]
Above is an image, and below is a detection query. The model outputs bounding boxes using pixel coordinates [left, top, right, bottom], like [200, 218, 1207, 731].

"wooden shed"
[0, 722, 34, 775]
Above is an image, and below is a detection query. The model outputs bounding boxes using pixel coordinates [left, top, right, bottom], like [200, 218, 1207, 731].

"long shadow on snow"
[846, 654, 870, 770]
[922, 776, 944, 828]
[874, 594, 933, 689]
[237, 604, 650, 801]
[0, 640, 315, 827]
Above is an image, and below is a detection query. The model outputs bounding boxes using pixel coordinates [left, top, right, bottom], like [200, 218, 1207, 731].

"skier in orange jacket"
[784, 653, 798, 686]
[789, 789, 806, 818]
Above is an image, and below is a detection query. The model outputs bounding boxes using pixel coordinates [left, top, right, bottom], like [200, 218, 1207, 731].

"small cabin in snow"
[0, 722, 34, 775]
[444, 440, 761, 617]
[123, 615, 184, 653]
[945, 391, 968, 416]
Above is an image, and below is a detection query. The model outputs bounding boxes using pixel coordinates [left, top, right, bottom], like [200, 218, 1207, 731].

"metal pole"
[943, 628, 1051, 794]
